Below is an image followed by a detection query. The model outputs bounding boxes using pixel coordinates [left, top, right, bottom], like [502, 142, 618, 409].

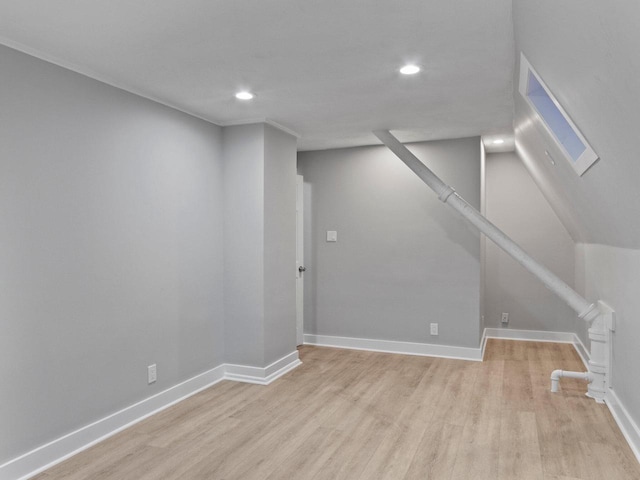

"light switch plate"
[326, 230, 337, 242]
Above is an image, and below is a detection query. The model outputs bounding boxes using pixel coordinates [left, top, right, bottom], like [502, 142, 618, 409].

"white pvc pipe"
[373, 130, 609, 402]
[373, 130, 599, 322]
[550, 370, 592, 393]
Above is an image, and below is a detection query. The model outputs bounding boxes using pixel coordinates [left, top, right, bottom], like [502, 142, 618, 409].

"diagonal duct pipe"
[374, 130, 610, 402]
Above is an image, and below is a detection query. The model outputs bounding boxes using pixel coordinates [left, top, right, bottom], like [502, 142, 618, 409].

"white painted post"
[374, 130, 609, 402]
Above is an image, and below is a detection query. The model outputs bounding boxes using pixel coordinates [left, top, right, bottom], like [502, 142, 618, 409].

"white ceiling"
[0, 0, 516, 151]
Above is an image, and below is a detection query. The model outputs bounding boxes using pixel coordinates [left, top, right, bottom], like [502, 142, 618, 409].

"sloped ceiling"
[0, 0, 515, 151]
[513, 0, 640, 248]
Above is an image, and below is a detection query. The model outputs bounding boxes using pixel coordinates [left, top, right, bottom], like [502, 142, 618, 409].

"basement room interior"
[1, 1, 640, 479]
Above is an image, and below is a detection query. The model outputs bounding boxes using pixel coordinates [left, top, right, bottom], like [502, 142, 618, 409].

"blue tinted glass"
[527, 72, 586, 162]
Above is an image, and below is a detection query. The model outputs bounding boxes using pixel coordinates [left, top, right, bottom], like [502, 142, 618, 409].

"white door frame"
[295, 175, 304, 346]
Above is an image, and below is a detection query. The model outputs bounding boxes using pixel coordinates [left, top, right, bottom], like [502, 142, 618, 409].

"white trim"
[304, 334, 483, 361]
[605, 388, 640, 464]
[225, 351, 302, 385]
[484, 327, 575, 343]
[0, 36, 303, 142]
[483, 327, 591, 368]
[572, 334, 591, 369]
[219, 118, 300, 138]
[0, 39, 299, 140]
[7, 336, 638, 478]
[479, 328, 489, 360]
[483, 328, 640, 464]
[265, 119, 300, 139]
[518, 52, 598, 176]
[0, 365, 226, 480]
[0, 37, 219, 128]
[307, 330, 640, 465]
[1, 351, 301, 480]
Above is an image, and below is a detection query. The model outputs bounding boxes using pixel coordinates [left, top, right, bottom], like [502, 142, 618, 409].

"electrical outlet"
[148, 364, 157, 384]
[430, 323, 438, 336]
[501, 312, 509, 324]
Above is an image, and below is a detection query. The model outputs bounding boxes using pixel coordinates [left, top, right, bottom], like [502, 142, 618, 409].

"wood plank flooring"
[34, 339, 640, 479]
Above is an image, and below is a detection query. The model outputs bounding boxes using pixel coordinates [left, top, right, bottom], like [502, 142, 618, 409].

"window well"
[519, 53, 598, 176]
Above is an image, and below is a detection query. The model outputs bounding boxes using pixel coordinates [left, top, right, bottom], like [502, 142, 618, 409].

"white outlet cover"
[148, 364, 157, 384]
[430, 323, 438, 335]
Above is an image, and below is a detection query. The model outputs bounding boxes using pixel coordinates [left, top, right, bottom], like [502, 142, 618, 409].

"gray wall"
[223, 123, 298, 367]
[575, 244, 640, 427]
[223, 124, 266, 367]
[513, 0, 640, 248]
[513, 0, 640, 440]
[298, 138, 482, 348]
[484, 152, 575, 332]
[0, 45, 225, 463]
[479, 143, 487, 338]
[263, 125, 298, 365]
[573, 244, 589, 347]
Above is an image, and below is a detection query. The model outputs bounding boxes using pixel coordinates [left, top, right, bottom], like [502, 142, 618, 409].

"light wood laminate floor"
[34, 339, 640, 479]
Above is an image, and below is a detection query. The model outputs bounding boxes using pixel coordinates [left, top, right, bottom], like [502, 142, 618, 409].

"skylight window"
[519, 53, 598, 176]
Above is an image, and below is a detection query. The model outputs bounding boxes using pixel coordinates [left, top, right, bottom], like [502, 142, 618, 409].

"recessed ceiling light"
[400, 64, 420, 75]
[235, 91, 254, 100]
[493, 139, 505, 145]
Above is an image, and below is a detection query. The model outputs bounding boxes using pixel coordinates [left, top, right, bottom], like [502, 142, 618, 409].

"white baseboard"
[606, 388, 640, 464]
[1, 351, 301, 480]
[225, 350, 301, 385]
[484, 327, 575, 343]
[0, 365, 226, 480]
[572, 334, 591, 369]
[483, 327, 591, 368]
[484, 327, 640, 463]
[7, 334, 638, 479]
[303, 334, 483, 361]
[479, 328, 489, 360]
[304, 329, 639, 463]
